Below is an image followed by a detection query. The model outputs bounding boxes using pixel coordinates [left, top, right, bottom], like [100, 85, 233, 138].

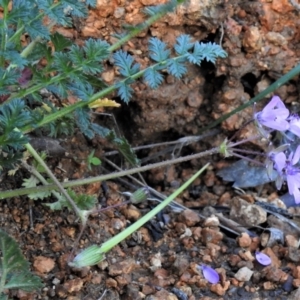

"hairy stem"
[0, 2, 9, 67]
[0, 146, 219, 199]
[23, 139, 86, 224]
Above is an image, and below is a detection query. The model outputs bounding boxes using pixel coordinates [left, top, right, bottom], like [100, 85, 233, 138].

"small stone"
[237, 260, 254, 270]
[237, 233, 252, 248]
[114, 7, 125, 18]
[203, 215, 220, 228]
[262, 248, 281, 268]
[33, 256, 55, 274]
[108, 258, 136, 276]
[187, 90, 203, 108]
[234, 267, 254, 282]
[61, 227, 76, 238]
[91, 274, 102, 285]
[242, 26, 262, 53]
[179, 209, 200, 227]
[115, 274, 130, 287]
[272, 0, 294, 13]
[123, 205, 141, 221]
[239, 250, 255, 262]
[293, 279, 300, 288]
[228, 254, 241, 267]
[150, 253, 162, 271]
[266, 32, 287, 46]
[201, 228, 223, 245]
[263, 266, 288, 283]
[173, 255, 189, 275]
[230, 197, 267, 226]
[287, 247, 300, 263]
[106, 278, 118, 289]
[63, 278, 83, 293]
[263, 281, 276, 290]
[210, 283, 227, 296]
[101, 70, 115, 83]
[289, 287, 300, 299]
[153, 289, 178, 300]
[285, 235, 300, 248]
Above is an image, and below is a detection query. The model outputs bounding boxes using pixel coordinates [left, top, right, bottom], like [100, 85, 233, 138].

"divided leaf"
[112, 136, 140, 166]
[148, 37, 170, 62]
[174, 34, 194, 55]
[0, 229, 43, 292]
[51, 32, 72, 52]
[187, 42, 227, 65]
[115, 81, 134, 103]
[113, 50, 140, 77]
[45, 189, 97, 211]
[167, 57, 187, 78]
[143, 67, 164, 89]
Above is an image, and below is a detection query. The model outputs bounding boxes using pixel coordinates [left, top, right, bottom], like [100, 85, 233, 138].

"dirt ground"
[2, 0, 300, 299]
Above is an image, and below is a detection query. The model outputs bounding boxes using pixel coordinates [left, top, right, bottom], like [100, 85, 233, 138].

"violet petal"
[202, 265, 220, 284]
[255, 251, 271, 266]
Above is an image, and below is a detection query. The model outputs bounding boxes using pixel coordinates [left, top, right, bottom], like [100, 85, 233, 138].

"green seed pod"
[130, 186, 150, 204]
[68, 245, 104, 268]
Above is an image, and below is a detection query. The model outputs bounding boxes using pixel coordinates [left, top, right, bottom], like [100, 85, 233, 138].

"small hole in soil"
[241, 72, 258, 96]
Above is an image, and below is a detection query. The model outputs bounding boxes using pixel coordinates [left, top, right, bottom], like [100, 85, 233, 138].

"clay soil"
[2, 0, 300, 299]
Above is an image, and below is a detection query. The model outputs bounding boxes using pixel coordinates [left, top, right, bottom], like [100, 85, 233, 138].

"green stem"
[23, 138, 85, 224]
[7, 2, 61, 44]
[0, 267, 8, 296]
[69, 163, 209, 267]
[0, 2, 9, 67]
[100, 163, 209, 253]
[199, 62, 300, 133]
[0, 147, 219, 199]
[21, 161, 64, 200]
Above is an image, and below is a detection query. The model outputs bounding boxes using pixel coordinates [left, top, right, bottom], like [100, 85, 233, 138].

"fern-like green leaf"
[45, 189, 97, 211]
[113, 50, 140, 77]
[187, 42, 227, 65]
[143, 0, 177, 16]
[90, 123, 111, 138]
[0, 229, 43, 292]
[0, 99, 32, 134]
[174, 34, 194, 55]
[69, 82, 94, 101]
[4, 271, 43, 292]
[108, 133, 140, 166]
[61, 0, 88, 18]
[115, 81, 134, 104]
[25, 19, 50, 40]
[167, 57, 187, 78]
[39, 2, 71, 26]
[85, 0, 96, 7]
[148, 37, 170, 63]
[50, 32, 72, 52]
[74, 107, 94, 139]
[143, 67, 164, 89]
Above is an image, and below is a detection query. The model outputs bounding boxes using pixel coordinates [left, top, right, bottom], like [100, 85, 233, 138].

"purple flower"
[255, 96, 289, 132]
[271, 145, 300, 204]
[201, 265, 220, 284]
[288, 114, 300, 138]
[285, 146, 300, 204]
[268, 151, 286, 190]
[255, 251, 271, 266]
[266, 144, 289, 190]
